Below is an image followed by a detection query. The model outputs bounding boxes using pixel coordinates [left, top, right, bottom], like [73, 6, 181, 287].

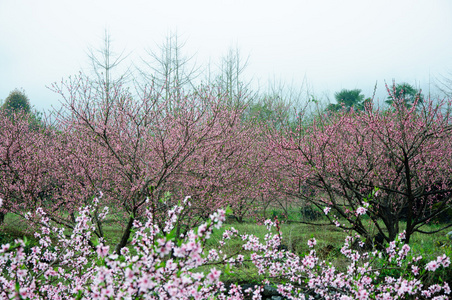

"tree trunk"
[115, 216, 134, 254]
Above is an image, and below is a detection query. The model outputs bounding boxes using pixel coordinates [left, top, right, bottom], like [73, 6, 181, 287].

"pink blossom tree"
[0, 111, 62, 223]
[272, 86, 452, 245]
[45, 74, 263, 253]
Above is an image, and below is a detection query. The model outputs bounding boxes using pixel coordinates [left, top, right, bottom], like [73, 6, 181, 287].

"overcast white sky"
[1, 0, 452, 112]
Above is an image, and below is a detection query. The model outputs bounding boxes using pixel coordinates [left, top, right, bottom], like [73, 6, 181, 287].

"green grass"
[0, 213, 35, 244]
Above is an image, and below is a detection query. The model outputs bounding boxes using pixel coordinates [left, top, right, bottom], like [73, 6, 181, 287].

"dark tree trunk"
[115, 216, 134, 254]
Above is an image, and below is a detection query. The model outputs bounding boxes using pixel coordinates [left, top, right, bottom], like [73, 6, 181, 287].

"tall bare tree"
[138, 31, 200, 100]
[86, 29, 132, 104]
[215, 47, 254, 106]
[435, 71, 452, 98]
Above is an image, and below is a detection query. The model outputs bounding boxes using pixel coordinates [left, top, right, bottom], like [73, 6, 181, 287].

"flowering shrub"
[0, 197, 450, 299]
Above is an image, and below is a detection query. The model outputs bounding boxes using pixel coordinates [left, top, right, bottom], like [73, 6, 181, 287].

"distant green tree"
[2, 89, 31, 115]
[385, 83, 423, 109]
[326, 103, 341, 112]
[327, 89, 367, 112]
[243, 93, 294, 130]
[1, 89, 44, 131]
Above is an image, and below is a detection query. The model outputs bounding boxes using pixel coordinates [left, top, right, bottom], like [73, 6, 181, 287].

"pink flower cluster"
[0, 200, 450, 299]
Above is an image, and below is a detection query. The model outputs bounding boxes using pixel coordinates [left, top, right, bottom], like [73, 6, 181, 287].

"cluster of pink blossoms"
[0, 198, 450, 299]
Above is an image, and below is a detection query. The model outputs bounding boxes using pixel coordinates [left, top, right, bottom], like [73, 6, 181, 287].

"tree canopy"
[272, 95, 452, 245]
[327, 89, 368, 112]
[385, 82, 423, 109]
[2, 89, 31, 115]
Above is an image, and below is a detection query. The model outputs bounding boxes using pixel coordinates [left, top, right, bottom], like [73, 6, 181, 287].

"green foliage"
[2, 89, 31, 115]
[243, 95, 293, 129]
[386, 82, 423, 109]
[328, 89, 367, 112]
[271, 209, 288, 222]
[1, 89, 45, 132]
[27, 110, 45, 132]
[335, 89, 365, 108]
[326, 103, 342, 112]
[0, 232, 15, 246]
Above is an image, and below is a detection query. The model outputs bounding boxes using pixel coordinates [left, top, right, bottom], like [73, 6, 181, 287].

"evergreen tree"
[2, 88, 31, 115]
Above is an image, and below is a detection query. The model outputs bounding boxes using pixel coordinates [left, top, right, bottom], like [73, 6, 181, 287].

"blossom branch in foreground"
[0, 197, 450, 299]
